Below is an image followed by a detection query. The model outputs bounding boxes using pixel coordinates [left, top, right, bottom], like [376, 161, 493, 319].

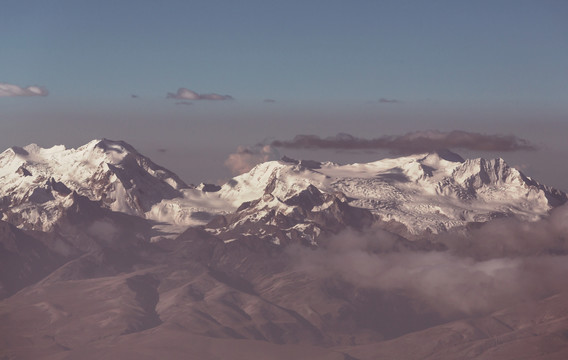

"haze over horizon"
[2, 0, 567, 189]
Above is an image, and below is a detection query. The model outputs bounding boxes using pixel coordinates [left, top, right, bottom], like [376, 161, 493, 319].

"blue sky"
[1, 0, 567, 187]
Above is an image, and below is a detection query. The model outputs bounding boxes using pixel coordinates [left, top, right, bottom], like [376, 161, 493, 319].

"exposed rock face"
[0, 220, 65, 298]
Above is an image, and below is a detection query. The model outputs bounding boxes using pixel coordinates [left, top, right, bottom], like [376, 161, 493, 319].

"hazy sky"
[1, 1, 567, 189]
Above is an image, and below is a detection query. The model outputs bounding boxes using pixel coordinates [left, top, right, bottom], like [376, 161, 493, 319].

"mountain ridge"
[0, 140, 565, 241]
[1, 139, 568, 359]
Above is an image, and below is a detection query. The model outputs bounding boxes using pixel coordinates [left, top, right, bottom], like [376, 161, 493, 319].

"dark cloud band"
[271, 131, 536, 154]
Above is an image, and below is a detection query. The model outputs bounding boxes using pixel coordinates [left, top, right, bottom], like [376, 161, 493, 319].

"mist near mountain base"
[87, 220, 121, 244]
[289, 204, 568, 317]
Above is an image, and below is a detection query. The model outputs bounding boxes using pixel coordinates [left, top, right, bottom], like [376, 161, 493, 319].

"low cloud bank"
[271, 131, 536, 154]
[0, 83, 49, 97]
[289, 204, 568, 317]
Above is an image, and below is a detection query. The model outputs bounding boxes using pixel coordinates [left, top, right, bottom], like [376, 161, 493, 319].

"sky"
[1, 0, 567, 189]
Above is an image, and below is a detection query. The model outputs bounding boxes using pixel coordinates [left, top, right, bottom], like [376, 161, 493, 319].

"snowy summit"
[0, 140, 565, 241]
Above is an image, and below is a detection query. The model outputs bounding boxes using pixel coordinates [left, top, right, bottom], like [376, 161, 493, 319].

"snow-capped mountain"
[2, 140, 568, 360]
[212, 149, 566, 238]
[0, 140, 565, 241]
[0, 139, 189, 230]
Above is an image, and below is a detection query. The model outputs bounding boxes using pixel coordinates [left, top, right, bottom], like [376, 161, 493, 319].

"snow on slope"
[0, 139, 191, 230]
[0, 140, 565, 238]
[216, 150, 566, 235]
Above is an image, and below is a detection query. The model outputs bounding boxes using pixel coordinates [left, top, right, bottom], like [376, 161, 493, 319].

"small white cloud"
[0, 83, 49, 97]
[167, 87, 233, 101]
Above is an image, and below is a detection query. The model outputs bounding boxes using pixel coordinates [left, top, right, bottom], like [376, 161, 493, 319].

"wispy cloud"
[166, 88, 233, 101]
[224, 145, 278, 174]
[0, 83, 49, 97]
[175, 101, 193, 106]
[263, 99, 276, 103]
[378, 98, 400, 103]
[271, 131, 536, 154]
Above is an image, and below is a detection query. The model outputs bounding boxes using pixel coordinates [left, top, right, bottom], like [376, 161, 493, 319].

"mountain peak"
[0, 139, 190, 231]
[217, 149, 566, 237]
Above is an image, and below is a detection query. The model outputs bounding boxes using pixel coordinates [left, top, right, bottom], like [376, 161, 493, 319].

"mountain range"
[1, 139, 567, 359]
